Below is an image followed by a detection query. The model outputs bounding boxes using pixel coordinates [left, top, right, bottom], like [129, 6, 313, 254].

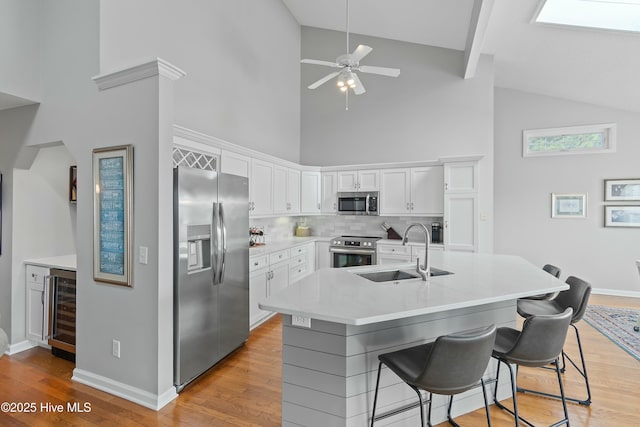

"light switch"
[139, 246, 149, 265]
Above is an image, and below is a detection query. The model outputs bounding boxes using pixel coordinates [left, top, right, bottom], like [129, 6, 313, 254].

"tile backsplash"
[250, 215, 443, 243]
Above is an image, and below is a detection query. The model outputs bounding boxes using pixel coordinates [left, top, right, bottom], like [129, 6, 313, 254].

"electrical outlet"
[139, 246, 148, 264]
[112, 339, 121, 358]
[292, 315, 311, 328]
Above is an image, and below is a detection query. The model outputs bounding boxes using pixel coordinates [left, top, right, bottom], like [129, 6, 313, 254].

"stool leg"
[552, 357, 570, 427]
[370, 362, 383, 427]
[480, 378, 492, 427]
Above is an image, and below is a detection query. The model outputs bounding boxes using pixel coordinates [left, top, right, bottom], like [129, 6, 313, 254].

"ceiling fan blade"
[301, 59, 341, 68]
[307, 71, 340, 89]
[351, 45, 373, 62]
[359, 65, 401, 78]
[351, 73, 366, 95]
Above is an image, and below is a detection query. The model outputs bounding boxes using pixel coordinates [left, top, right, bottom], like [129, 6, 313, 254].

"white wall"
[0, 0, 41, 104]
[99, 0, 301, 163]
[299, 27, 495, 252]
[494, 87, 640, 294]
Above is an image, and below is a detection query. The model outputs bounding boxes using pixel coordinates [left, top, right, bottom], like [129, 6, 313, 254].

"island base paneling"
[280, 301, 516, 426]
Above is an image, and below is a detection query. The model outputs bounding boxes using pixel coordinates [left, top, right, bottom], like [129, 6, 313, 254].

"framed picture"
[551, 193, 587, 218]
[604, 179, 640, 201]
[604, 206, 640, 228]
[93, 145, 133, 287]
[69, 165, 77, 204]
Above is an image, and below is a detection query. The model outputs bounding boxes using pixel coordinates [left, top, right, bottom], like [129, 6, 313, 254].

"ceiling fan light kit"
[301, 0, 400, 109]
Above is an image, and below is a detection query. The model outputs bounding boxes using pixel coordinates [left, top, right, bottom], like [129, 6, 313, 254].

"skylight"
[535, 0, 640, 33]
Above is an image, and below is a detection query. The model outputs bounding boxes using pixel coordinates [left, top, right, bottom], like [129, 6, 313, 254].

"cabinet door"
[26, 265, 49, 345]
[269, 262, 290, 296]
[337, 171, 358, 192]
[444, 194, 477, 252]
[410, 166, 444, 215]
[377, 254, 411, 265]
[301, 171, 321, 214]
[444, 162, 477, 193]
[287, 168, 301, 214]
[221, 150, 250, 178]
[249, 268, 270, 329]
[315, 241, 331, 269]
[358, 169, 380, 191]
[250, 159, 274, 216]
[321, 172, 338, 213]
[380, 169, 410, 215]
[273, 165, 288, 214]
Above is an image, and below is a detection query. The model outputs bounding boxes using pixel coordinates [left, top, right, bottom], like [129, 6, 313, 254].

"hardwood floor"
[1, 294, 638, 426]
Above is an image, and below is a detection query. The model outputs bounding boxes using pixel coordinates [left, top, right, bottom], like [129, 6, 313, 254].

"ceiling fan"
[300, 0, 400, 105]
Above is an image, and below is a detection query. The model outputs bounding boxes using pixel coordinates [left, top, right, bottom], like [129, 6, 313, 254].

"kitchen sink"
[356, 267, 453, 282]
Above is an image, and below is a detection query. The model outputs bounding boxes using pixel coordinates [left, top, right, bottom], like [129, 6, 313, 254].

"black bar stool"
[492, 308, 573, 427]
[370, 325, 497, 427]
[516, 275, 592, 405]
[520, 264, 562, 301]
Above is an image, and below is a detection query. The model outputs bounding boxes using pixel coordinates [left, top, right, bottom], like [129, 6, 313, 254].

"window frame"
[522, 123, 616, 158]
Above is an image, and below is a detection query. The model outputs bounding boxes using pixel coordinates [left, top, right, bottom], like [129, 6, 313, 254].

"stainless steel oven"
[330, 236, 381, 268]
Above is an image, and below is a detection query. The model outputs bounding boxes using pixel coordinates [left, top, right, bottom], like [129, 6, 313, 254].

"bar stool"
[516, 276, 592, 405]
[492, 308, 573, 427]
[370, 325, 497, 427]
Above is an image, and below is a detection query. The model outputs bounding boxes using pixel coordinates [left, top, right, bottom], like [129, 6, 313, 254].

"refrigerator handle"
[218, 203, 227, 285]
[212, 202, 219, 286]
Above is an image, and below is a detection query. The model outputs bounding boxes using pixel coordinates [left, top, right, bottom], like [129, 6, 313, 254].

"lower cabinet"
[315, 241, 331, 269]
[249, 242, 315, 330]
[377, 243, 445, 265]
[26, 265, 50, 346]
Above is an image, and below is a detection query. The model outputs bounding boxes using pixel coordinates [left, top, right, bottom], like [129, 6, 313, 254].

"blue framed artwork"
[93, 145, 133, 286]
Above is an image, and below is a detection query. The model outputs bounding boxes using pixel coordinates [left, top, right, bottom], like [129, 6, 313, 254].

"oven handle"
[329, 247, 376, 255]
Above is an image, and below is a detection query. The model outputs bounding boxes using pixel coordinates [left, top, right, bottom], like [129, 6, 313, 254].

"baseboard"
[7, 340, 36, 355]
[72, 368, 178, 411]
[592, 288, 640, 299]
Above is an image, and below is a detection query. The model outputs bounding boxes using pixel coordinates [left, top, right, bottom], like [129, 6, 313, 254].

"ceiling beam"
[463, 0, 495, 79]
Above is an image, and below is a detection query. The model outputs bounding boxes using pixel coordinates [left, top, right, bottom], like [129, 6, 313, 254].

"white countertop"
[24, 254, 77, 271]
[249, 236, 331, 256]
[259, 251, 568, 325]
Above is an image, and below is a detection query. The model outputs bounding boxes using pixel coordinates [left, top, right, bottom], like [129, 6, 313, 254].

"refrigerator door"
[216, 173, 250, 358]
[174, 166, 218, 390]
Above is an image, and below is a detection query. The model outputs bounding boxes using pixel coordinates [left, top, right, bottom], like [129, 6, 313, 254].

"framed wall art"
[604, 206, 640, 228]
[604, 179, 640, 201]
[93, 145, 133, 287]
[551, 193, 587, 218]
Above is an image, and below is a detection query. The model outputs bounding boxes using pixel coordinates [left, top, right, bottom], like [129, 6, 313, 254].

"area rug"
[583, 305, 640, 362]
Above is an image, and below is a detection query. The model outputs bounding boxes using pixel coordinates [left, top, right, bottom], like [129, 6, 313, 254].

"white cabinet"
[337, 169, 379, 192]
[249, 266, 270, 328]
[316, 241, 331, 269]
[321, 172, 338, 213]
[380, 167, 443, 216]
[221, 150, 250, 178]
[250, 159, 274, 216]
[273, 167, 300, 215]
[301, 171, 321, 214]
[444, 162, 478, 252]
[26, 265, 50, 346]
[377, 243, 412, 264]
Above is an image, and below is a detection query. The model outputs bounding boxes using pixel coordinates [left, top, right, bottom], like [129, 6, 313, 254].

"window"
[535, 0, 640, 34]
[523, 123, 616, 157]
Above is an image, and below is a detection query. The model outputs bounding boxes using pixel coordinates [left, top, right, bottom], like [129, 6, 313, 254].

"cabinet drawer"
[290, 264, 308, 283]
[250, 255, 268, 272]
[26, 265, 50, 285]
[377, 244, 411, 256]
[269, 249, 290, 265]
[290, 254, 306, 268]
[290, 244, 310, 257]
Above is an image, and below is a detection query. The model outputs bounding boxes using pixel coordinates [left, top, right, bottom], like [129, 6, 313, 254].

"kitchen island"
[260, 251, 568, 426]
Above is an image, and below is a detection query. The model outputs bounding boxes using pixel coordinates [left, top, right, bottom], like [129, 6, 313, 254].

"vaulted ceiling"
[283, 0, 640, 113]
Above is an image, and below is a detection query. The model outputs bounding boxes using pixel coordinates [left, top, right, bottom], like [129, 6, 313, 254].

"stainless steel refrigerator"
[173, 166, 249, 392]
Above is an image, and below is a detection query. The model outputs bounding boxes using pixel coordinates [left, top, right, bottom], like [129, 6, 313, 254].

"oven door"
[330, 248, 376, 268]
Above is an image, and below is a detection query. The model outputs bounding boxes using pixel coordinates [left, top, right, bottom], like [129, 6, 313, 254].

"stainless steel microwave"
[337, 192, 379, 215]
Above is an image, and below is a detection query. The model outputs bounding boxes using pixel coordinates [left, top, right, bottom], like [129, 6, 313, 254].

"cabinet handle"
[254, 261, 259, 266]
[445, 221, 449, 228]
[317, 202, 320, 210]
[406, 203, 410, 210]
[333, 202, 336, 210]
[411, 202, 414, 210]
[445, 183, 449, 191]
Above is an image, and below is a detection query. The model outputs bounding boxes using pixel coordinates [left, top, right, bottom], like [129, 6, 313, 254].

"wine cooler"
[48, 269, 76, 361]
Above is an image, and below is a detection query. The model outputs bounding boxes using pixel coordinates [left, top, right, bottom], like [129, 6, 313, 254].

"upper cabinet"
[249, 159, 274, 216]
[337, 169, 380, 192]
[321, 172, 338, 213]
[301, 171, 321, 214]
[380, 166, 443, 216]
[221, 150, 250, 178]
[273, 166, 300, 215]
[444, 162, 477, 193]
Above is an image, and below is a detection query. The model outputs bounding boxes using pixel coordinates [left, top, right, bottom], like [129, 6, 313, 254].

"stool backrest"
[555, 276, 591, 323]
[416, 325, 496, 395]
[504, 307, 573, 368]
[542, 264, 561, 278]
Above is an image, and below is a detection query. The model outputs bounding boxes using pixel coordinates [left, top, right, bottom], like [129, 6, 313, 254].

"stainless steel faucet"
[402, 223, 431, 281]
